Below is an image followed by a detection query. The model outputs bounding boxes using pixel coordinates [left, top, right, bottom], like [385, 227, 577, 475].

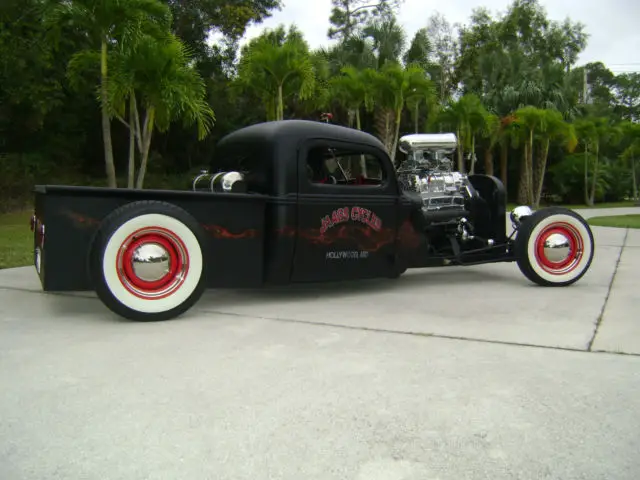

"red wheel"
[116, 227, 190, 300]
[90, 201, 206, 321]
[515, 207, 594, 286]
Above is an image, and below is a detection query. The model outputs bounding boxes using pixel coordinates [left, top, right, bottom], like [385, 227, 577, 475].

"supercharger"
[396, 133, 473, 212]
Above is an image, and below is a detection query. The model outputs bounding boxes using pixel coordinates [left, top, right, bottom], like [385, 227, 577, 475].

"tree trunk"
[469, 135, 476, 175]
[277, 84, 284, 121]
[347, 109, 355, 128]
[127, 95, 136, 189]
[484, 148, 494, 176]
[135, 108, 156, 190]
[414, 103, 419, 133]
[527, 129, 535, 205]
[517, 142, 531, 205]
[374, 107, 394, 155]
[589, 143, 600, 205]
[456, 127, 464, 172]
[390, 106, 403, 165]
[500, 142, 508, 192]
[631, 154, 638, 200]
[533, 138, 550, 209]
[584, 146, 590, 206]
[100, 39, 117, 188]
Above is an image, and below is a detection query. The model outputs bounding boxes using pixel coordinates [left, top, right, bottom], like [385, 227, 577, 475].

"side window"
[305, 146, 387, 186]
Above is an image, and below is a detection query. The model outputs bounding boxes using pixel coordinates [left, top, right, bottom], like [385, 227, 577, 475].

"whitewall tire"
[90, 201, 207, 321]
[514, 207, 594, 287]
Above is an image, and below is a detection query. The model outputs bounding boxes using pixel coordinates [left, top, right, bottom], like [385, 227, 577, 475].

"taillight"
[31, 215, 45, 247]
[38, 223, 45, 247]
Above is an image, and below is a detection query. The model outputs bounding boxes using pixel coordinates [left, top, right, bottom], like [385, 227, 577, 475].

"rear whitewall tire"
[102, 213, 204, 314]
[515, 207, 595, 287]
[90, 201, 207, 321]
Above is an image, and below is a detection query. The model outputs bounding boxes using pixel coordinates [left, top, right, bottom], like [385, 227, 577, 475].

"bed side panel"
[35, 187, 268, 291]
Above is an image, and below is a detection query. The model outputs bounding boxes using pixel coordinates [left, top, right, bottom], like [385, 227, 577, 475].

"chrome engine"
[397, 133, 472, 212]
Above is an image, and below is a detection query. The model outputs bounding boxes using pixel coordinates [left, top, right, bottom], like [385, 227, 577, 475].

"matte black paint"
[32, 120, 515, 293]
[33, 186, 268, 291]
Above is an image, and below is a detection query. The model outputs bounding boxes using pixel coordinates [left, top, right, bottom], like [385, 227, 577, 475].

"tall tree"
[532, 109, 577, 207]
[327, 0, 401, 42]
[620, 121, 640, 200]
[107, 33, 215, 188]
[329, 66, 370, 129]
[513, 106, 546, 205]
[479, 112, 500, 176]
[402, 27, 431, 69]
[424, 12, 458, 104]
[612, 73, 640, 122]
[162, 0, 282, 80]
[50, 0, 172, 187]
[438, 94, 487, 173]
[235, 25, 316, 121]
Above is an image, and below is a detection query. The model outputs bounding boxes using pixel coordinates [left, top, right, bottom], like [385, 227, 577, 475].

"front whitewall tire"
[514, 207, 595, 287]
[525, 214, 593, 284]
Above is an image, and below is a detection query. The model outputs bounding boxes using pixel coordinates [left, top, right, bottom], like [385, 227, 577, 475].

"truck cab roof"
[216, 119, 387, 153]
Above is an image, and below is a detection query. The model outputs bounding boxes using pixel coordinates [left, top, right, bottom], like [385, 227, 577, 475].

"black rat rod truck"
[29, 120, 595, 321]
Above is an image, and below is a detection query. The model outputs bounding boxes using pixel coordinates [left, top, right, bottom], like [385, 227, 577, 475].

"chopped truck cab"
[30, 120, 595, 321]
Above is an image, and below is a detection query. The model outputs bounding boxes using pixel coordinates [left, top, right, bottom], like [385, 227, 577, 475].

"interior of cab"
[306, 147, 385, 186]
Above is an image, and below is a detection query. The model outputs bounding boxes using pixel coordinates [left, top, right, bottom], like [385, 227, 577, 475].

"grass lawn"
[0, 210, 33, 269]
[588, 214, 640, 229]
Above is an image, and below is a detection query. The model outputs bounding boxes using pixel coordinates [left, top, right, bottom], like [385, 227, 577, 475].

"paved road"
[1, 208, 639, 480]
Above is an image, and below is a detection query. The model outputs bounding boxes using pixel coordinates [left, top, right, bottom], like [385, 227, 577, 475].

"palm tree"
[620, 121, 640, 200]
[405, 72, 437, 134]
[513, 105, 547, 205]
[438, 93, 486, 173]
[362, 63, 435, 163]
[236, 25, 316, 121]
[361, 16, 407, 153]
[587, 118, 623, 205]
[480, 112, 500, 176]
[108, 33, 215, 189]
[363, 16, 406, 69]
[329, 66, 369, 129]
[532, 109, 577, 208]
[318, 33, 377, 74]
[51, 0, 172, 187]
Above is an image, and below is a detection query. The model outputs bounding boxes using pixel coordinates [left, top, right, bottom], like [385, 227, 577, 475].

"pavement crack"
[196, 307, 640, 358]
[587, 228, 628, 352]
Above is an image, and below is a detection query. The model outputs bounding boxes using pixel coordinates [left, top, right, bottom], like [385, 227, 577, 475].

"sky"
[238, 0, 640, 73]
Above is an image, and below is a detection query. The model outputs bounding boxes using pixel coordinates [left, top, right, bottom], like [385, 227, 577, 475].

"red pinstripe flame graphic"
[64, 211, 100, 227]
[277, 219, 423, 252]
[201, 224, 258, 239]
[61, 210, 424, 251]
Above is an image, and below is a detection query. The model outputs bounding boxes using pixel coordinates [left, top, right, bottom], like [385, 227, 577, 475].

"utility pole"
[583, 67, 588, 104]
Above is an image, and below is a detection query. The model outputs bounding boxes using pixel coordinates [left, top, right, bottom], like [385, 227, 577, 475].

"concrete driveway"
[1, 208, 639, 480]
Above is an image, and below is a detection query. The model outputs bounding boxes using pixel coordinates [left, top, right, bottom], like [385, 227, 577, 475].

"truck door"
[291, 139, 400, 282]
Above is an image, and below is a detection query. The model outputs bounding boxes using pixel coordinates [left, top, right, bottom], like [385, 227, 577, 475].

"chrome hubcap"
[131, 243, 171, 282]
[543, 232, 572, 263]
